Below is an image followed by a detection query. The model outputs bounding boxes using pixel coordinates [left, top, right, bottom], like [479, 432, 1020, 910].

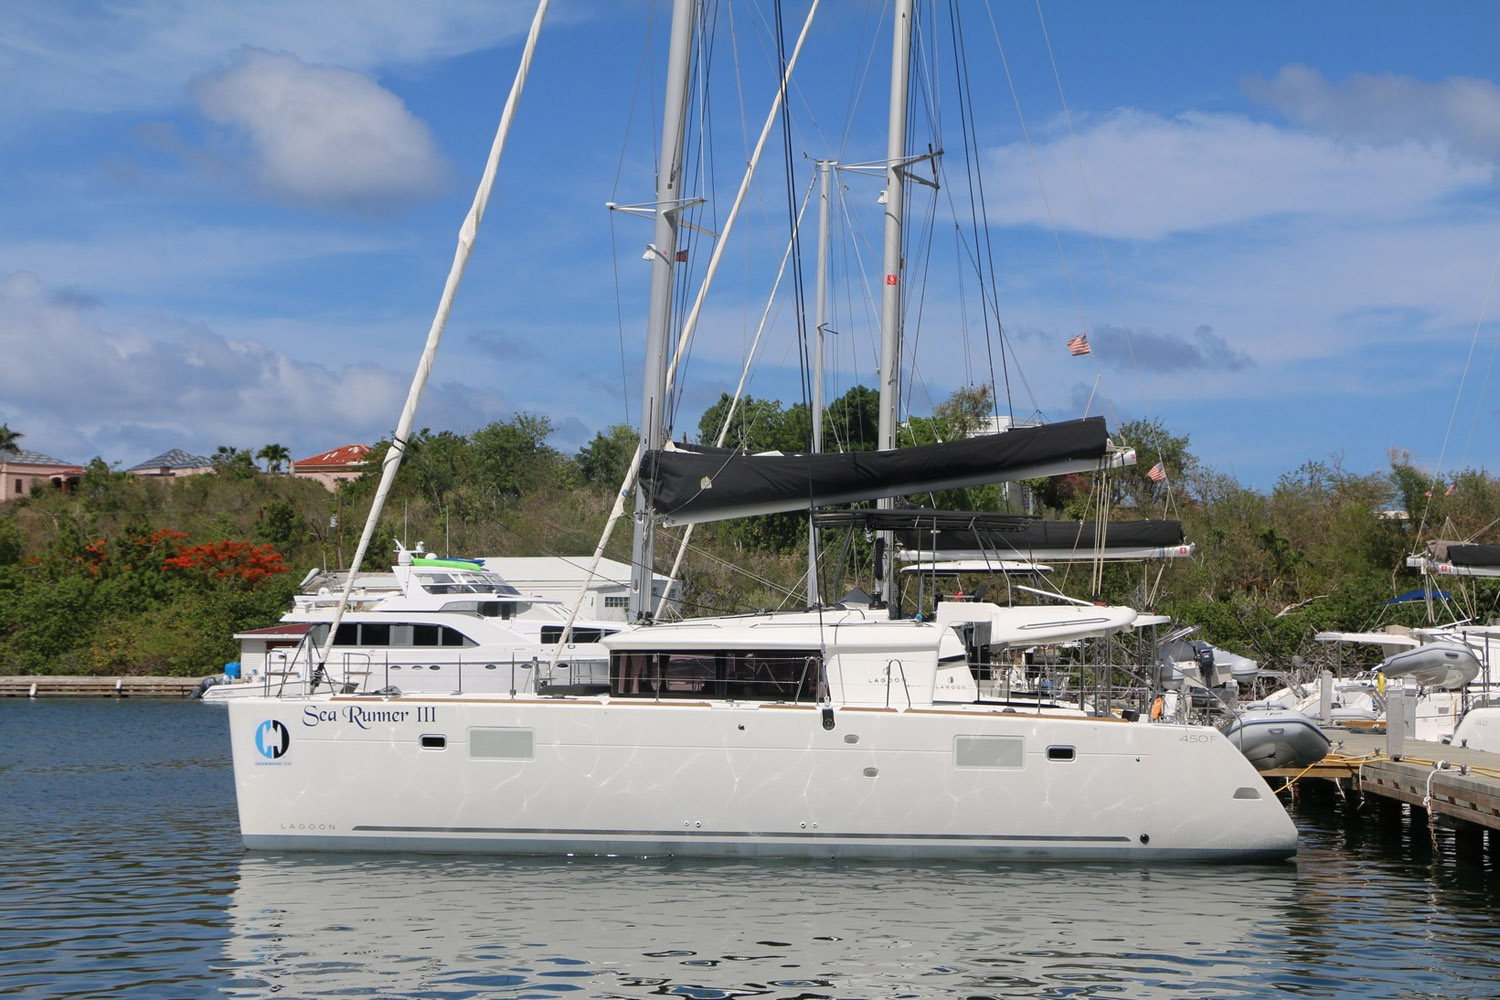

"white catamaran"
[226, 0, 1296, 861]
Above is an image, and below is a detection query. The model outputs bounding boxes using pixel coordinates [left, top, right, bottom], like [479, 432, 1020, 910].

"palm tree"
[257, 443, 291, 474]
[0, 424, 22, 457]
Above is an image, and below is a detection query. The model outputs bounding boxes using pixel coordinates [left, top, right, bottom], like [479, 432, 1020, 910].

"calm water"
[3, 700, 1499, 999]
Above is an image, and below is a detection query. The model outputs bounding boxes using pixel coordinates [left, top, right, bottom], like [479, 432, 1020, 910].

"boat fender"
[821, 706, 836, 730]
[1150, 696, 1163, 721]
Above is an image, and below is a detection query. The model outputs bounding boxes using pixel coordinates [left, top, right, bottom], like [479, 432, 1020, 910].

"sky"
[3, 0, 1500, 489]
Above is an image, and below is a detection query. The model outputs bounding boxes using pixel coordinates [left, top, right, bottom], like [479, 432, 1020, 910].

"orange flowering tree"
[163, 539, 289, 586]
[3, 524, 294, 675]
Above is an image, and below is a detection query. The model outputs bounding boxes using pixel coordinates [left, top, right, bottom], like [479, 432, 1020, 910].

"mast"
[629, 0, 699, 622]
[808, 158, 834, 606]
[876, 0, 913, 613]
[309, 0, 551, 681]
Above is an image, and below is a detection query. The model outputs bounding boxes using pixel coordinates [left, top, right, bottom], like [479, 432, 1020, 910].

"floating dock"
[0, 675, 203, 698]
[1265, 728, 1500, 853]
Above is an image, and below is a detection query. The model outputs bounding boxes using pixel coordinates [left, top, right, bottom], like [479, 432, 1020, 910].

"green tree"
[823, 385, 879, 451]
[212, 446, 257, 480]
[696, 394, 811, 453]
[0, 424, 21, 456]
[1113, 418, 1193, 513]
[256, 443, 291, 473]
[576, 424, 639, 489]
[930, 384, 994, 440]
[472, 414, 563, 502]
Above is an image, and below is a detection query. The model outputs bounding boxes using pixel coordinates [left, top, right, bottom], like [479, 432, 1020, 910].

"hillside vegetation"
[1, 392, 1495, 677]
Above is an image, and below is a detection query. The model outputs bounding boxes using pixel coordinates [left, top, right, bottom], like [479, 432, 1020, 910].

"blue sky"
[3, 0, 1499, 489]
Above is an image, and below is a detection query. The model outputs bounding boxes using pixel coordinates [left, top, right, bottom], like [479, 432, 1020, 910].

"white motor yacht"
[200, 544, 619, 702]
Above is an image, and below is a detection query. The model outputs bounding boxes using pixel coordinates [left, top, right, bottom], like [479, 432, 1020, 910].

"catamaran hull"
[229, 696, 1296, 861]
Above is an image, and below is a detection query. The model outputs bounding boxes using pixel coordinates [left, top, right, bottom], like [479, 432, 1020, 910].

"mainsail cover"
[896, 517, 1188, 562]
[1407, 540, 1500, 578]
[642, 416, 1115, 526]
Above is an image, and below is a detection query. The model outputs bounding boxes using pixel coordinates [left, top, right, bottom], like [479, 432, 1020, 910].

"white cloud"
[981, 109, 1492, 239]
[0, 225, 391, 300]
[192, 49, 446, 210]
[1245, 65, 1500, 165]
[0, 0, 547, 124]
[0, 271, 506, 463]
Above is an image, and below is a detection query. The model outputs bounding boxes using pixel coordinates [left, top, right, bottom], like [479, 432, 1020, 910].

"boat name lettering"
[302, 706, 439, 728]
[1178, 733, 1214, 744]
[279, 822, 337, 831]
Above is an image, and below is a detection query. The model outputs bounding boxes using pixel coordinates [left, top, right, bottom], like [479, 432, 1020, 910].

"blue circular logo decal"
[255, 719, 290, 760]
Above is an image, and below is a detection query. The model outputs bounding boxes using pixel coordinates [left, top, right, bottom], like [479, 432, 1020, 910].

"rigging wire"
[947, 0, 1012, 426]
[607, 4, 665, 426]
[1417, 243, 1500, 542]
[979, 3, 1091, 366]
[1031, 0, 1180, 511]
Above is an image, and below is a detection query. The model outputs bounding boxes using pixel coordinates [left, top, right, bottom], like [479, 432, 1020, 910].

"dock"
[1265, 728, 1500, 853]
[0, 675, 204, 698]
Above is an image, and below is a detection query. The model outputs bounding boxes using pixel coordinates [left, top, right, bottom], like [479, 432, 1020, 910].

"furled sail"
[642, 416, 1125, 526]
[895, 516, 1191, 563]
[1406, 540, 1500, 578]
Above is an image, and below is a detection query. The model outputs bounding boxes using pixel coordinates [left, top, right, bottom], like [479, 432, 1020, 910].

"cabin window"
[361, 623, 390, 646]
[420, 735, 447, 750]
[331, 622, 473, 647]
[954, 735, 1025, 769]
[604, 596, 630, 609]
[540, 626, 615, 644]
[1046, 745, 1076, 762]
[469, 727, 534, 760]
[608, 649, 821, 702]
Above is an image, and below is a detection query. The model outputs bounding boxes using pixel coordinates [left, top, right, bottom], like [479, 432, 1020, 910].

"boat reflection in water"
[219, 853, 1304, 998]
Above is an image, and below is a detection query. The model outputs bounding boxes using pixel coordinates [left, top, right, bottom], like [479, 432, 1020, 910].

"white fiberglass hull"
[1450, 706, 1500, 753]
[229, 695, 1296, 861]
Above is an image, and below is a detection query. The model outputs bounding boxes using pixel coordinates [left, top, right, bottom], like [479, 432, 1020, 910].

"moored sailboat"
[224, 0, 1296, 860]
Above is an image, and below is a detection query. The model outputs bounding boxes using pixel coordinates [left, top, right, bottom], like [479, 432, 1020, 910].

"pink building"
[0, 449, 84, 502]
[293, 444, 371, 490]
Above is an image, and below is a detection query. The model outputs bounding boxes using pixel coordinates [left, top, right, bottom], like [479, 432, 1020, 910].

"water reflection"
[219, 855, 1309, 998]
[4, 699, 1500, 999]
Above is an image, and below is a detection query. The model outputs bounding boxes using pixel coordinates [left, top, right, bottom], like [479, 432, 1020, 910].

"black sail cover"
[895, 517, 1185, 556]
[1428, 542, 1500, 567]
[641, 416, 1114, 525]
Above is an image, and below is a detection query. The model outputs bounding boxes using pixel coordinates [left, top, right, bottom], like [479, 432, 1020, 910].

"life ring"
[1150, 696, 1164, 721]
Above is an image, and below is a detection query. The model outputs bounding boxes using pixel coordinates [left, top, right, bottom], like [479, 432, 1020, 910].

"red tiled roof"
[296, 444, 371, 467]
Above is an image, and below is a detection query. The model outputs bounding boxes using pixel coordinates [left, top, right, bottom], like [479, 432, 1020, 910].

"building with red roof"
[292, 444, 371, 490]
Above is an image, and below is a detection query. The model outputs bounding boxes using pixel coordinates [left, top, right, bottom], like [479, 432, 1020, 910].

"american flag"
[1067, 333, 1091, 356]
[1147, 461, 1166, 483]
